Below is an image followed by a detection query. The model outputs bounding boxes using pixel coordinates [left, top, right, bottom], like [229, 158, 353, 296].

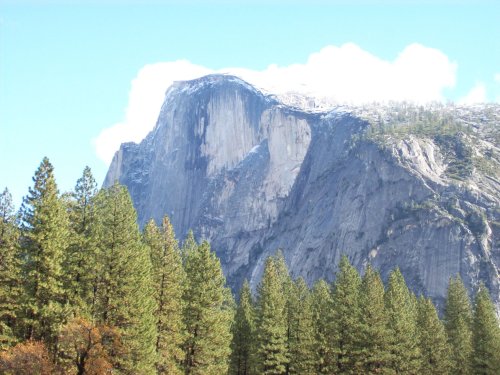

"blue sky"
[1, 1, 499, 208]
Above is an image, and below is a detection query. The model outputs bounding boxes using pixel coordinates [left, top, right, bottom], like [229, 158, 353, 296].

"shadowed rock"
[104, 74, 500, 312]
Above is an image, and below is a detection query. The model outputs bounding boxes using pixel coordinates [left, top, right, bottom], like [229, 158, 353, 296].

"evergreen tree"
[273, 251, 293, 296]
[183, 240, 233, 375]
[471, 284, 500, 375]
[230, 280, 256, 375]
[255, 256, 288, 375]
[181, 230, 198, 262]
[143, 216, 185, 375]
[331, 255, 363, 374]
[64, 166, 97, 316]
[0, 188, 21, 349]
[19, 158, 70, 348]
[92, 184, 157, 374]
[288, 277, 315, 375]
[384, 268, 421, 374]
[358, 265, 391, 374]
[272, 251, 293, 374]
[311, 279, 334, 374]
[444, 276, 473, 375]
[417, 296, 451, 375]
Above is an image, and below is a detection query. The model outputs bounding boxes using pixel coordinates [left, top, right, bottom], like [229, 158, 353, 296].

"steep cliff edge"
[104, 74, 500, 310]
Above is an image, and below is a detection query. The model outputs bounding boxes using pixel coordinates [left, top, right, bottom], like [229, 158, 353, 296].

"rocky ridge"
[104, 74, 500, 311]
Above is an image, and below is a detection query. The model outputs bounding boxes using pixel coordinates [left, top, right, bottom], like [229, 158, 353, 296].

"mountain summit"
[104, 74, 500, 310]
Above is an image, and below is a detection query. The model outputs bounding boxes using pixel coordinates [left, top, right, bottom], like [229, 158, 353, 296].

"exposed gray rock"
[104, 74, 500, 311]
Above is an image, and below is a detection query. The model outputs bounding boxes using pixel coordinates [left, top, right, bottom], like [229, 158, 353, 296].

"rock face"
[104, 74, 500, 310]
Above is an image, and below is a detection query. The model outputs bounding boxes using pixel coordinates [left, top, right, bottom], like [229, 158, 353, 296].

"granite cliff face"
[104, 74, 500, 310]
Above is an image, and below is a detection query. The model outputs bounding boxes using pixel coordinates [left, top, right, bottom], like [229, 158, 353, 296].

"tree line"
[0, 157, 499, 374]
[232, 253, 500, 375]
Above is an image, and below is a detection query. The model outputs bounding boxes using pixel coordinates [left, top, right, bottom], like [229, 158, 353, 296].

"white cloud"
[95, 43, 458, 164]
[459, 83, 487, 105]
[93, 60, 211, 164]
[230, 43, 457, 103]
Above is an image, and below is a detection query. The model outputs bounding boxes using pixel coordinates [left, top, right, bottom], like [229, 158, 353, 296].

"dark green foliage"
[358, 265, 391, 374]
[3, 159, 500, 374]
[143, 216, 185, 375]
[271, 251, 293, 374]
[311, 279, 334, 374]
[434, 134, 473, 179]
[471, 285, 500, 375]
[19, 158, 70, 347]
[417, 296, 451, 375]
[0, 188, 21, 349]
[288, 277, 315, 375]
[273, 251, 293, 295]
[181, 229, 198, 262]
[92, 184, 157, 374]
[230, 280, 256, 375]
[385, 268, 421, 374]
[361, 104, 485, 181]
[255, 256, 288, 375]
[364, 103, 471, 142]
[466, 210, 488, 238]
[444, 276, 473, 375]
[331, 255, 363, 374]
[183, 240, 233, 375]
[63, 166, 97, 317]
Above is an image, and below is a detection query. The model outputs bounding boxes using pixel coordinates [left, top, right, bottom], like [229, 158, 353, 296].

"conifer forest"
[1, 157, 499, 375]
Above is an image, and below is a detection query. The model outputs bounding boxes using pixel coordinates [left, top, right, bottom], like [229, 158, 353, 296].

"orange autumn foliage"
[58, 317, 122, 375]
[0, 340, 54, 375]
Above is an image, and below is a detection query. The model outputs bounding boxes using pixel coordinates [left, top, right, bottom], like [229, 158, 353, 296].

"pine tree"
[183, 240, 233, 375]
[143, 216, 185, 375]
[0, 188, 21, 349]
[311, 279, 334, 374]
[358, 265, 391, 374]
[92, 184, 157, 374]
[417, 296, 451, 375]
[384, 268, 421, 374]
[64, 166, 98, 317]
[19, 157, 70, 348]
[288, 277, 315, 375]
[181, 230, 198, 262]
[331, 255, 362, 374]
[255, 256, 289, 375]
[444, 275, 473, 375]
[471, 284, 500, 375]
[230, 280, 256, 375]
[272, 251, 293, 374]
[273, 251, 293, 296]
